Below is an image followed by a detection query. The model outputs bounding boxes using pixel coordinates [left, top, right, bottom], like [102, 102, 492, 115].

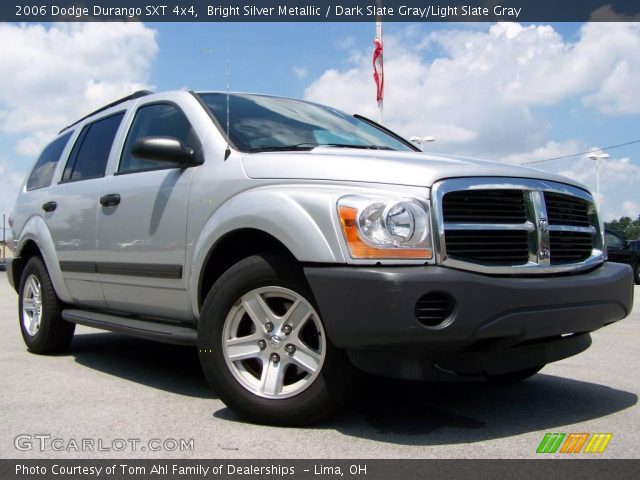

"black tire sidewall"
[18, 257, 74, 353]
[198, 254, 354, 425]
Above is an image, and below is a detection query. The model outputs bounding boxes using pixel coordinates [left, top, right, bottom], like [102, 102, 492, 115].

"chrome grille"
[549, 231, 593, 264]
[442, 190, 526, 224]
[444, 230, 529, 264]
[545, 192, 591, 227]
[433, 178, 604, 274]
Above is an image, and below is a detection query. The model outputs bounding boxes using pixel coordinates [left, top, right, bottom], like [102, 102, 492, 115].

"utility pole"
[2, 214, 5, 261]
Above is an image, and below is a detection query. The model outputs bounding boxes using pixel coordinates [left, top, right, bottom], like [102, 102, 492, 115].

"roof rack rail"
[59, 90, 153, 134]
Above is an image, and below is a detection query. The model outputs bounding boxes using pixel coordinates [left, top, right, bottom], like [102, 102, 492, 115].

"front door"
[96, 102, 200, 320]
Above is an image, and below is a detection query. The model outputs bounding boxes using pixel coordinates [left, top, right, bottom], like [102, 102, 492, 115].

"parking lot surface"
[0, 272, 637, 459]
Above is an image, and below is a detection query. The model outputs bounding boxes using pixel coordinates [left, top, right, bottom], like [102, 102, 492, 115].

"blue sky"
[0, 21, 639, 224]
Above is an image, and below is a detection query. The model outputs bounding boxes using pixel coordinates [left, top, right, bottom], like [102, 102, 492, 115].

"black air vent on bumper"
[415, 292, 456, 327]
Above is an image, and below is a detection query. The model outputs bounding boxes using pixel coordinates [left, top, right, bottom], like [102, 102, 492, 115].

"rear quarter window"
[26, 132, 73, 191]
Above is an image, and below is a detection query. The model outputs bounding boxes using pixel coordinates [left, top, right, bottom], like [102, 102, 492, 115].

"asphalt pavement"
[0, 271, 637, 459]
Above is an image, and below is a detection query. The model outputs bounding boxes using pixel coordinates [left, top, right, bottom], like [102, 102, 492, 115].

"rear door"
[95, 102, 199, 320]
[45, 112, 125, 308]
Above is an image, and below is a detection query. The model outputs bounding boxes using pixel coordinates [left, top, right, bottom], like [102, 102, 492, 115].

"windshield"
[197, 93, 416, 153]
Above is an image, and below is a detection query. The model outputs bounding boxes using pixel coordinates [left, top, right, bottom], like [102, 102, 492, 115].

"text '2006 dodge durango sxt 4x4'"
[7, 90, 634, 425]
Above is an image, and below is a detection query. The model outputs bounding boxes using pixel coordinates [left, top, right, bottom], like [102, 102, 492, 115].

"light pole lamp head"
[588, 152, 610, 161]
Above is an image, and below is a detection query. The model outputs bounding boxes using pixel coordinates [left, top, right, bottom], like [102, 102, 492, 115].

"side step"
[62, 309, 197, 346]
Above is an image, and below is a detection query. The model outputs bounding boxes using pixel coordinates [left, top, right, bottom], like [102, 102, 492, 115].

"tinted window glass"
[119, 103, 198, 174]
[26, 132, 73, 191]
[606, 232, 625, 248]
[198, 93, 414, 153]
[63, 112, 124, 182]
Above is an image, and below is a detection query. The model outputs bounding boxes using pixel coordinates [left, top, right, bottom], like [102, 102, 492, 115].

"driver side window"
[119, 103, 199, 174]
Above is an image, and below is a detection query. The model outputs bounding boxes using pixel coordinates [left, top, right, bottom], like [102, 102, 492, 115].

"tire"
[634, 262, 640, 285]
[198, 254, 356, 426]
[485, 365, 544, 385]
[18, 256, 75, 354]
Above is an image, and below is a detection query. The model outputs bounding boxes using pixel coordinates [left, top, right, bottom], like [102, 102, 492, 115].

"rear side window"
[62, 112, 124, 182]
[118, 103, 199, 174]
[26, 132, 72, 191]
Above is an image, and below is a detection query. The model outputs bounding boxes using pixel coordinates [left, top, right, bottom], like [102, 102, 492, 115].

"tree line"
[605, 215, 640, 240]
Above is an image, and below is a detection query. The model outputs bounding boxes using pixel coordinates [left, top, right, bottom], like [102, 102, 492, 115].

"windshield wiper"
[248, 143, 395, 153]
[247, 144, 317, 153]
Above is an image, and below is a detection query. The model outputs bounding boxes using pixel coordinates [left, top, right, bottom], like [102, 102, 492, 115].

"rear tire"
[485, 365, 544, 385]
[634, 262, 639, 285]
[198, 254, 356, 425]
[18, 257, 75, 354]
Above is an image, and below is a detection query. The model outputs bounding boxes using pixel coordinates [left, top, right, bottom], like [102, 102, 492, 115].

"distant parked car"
[0, 259, 6, 272]
[605, 230, 640, 284]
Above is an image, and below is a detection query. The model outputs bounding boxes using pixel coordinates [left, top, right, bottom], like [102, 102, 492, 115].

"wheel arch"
[13, 216, 72, 302]
[196, 228, 297, 309]
[188, 186, 347, 318]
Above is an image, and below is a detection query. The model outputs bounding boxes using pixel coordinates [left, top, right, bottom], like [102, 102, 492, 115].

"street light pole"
[409, 136, 436, 151]
[588, 152, 609, 210]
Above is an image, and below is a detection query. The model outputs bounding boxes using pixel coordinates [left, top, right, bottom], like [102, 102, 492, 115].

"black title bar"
[3, 0, 640, 22]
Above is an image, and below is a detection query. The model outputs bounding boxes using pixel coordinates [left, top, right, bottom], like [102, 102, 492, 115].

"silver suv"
[7, 90, 634, 425]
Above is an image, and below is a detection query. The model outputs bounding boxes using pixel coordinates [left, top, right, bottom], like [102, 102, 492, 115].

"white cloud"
[0, 23, 158, 156]
[305, 22, 640, 157]
[292, 66, 308, 79]
[0, 22, 157, 217]
[0, 158, 25, 220]
[304, 21, 640, 220]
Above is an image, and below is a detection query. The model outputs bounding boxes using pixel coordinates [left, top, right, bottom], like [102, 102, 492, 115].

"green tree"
[605, 215, 640, 240]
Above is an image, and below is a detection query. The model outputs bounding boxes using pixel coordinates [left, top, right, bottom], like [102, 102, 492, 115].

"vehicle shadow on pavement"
[326, 374, 638, 444]
[66, 331, 637, 444]
[216, 373, 637, 443]
[69, 332, 215, 399]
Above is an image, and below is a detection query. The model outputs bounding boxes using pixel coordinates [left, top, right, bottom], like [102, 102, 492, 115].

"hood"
[242, 148, 588, 191]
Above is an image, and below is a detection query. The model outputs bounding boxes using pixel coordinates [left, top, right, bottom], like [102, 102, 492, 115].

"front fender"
[15, 215, 73, 303]
[188, 185, 348, 317]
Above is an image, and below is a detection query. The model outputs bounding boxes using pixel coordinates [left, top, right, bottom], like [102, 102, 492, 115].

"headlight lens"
[338, 195, 432, 259]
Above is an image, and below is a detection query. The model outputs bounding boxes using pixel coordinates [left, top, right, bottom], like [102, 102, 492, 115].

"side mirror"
[131, 137, 202, 167]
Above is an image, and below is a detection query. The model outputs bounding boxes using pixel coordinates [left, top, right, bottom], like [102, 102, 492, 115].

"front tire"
[198, 254, 355, 425]
[18, 257, 75, 354]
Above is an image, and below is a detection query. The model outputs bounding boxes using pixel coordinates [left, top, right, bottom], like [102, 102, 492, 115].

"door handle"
[100, 194, 121, 207]
[42, 201, 57, 213]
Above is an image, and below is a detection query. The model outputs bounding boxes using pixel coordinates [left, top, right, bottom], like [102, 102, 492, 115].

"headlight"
[338, 195, 432, 259]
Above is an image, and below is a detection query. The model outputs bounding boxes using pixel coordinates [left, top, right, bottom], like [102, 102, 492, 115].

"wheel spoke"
[28, 277, 40, 296]
[290, 343, 322, 374]
[23, 298, 36, 311]
[28, 316, 39, 334]
[282, 299, 312, 334]
[260, 359, 285, 395]
[242, 292, 276, 328]
[226, 335, 262, 361]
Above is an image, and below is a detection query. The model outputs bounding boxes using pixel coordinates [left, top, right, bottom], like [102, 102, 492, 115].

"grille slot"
[415, 292, 456, 327]
[545, 192, 591, 227]
[550, 231, 593, 264]
[443, 190, 526, 224]
[444, 230, 530, 264]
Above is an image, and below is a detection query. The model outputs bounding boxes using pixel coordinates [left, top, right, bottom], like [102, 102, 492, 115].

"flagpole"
[375, 0, 384, 124]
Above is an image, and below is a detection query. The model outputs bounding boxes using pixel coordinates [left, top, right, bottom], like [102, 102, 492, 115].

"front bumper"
[304, 262, 633, 376]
